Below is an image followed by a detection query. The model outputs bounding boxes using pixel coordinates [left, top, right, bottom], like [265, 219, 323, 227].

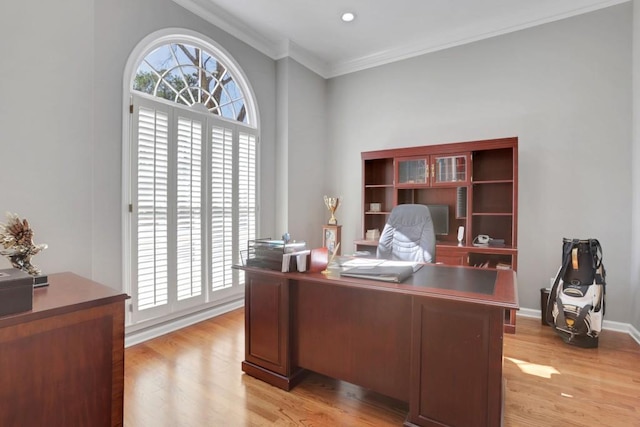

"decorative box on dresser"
[0, 272, 128, 427]
[358, 137, 519, 332]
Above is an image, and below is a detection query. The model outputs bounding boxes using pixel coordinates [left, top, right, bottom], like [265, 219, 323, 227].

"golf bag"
[545, 238, 606, 348]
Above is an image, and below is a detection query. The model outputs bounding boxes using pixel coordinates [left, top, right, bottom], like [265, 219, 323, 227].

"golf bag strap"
[590, 239, 603, 271]
[546, 241, 575, 325]
[555, 297, 568, 330]
[574, 303, 593, 332]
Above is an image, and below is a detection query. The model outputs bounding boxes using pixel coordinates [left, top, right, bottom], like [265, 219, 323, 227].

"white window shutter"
[237, 132, 257, 285]
[176, 115, 203, 301]
[135, 105, 169, 313]
[210, 125, 234, 291]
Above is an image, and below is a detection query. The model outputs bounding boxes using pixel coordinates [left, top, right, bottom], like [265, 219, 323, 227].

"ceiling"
[173, 0, 627, 78]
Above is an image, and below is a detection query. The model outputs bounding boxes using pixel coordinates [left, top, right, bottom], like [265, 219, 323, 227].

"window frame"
[122, 29, 260, 327]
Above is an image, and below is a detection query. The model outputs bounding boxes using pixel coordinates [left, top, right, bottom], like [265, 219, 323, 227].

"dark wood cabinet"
[360, 137, 519, 332]
[0, 273, 127, 427]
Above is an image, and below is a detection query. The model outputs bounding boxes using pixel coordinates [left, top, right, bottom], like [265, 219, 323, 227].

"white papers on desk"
[340, 259, 423, 272]
[339, 260, 423, 283]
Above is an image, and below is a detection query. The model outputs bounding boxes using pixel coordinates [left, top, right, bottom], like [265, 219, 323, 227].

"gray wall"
[0, 0, 94, 278]
[327, 4, 633, 321]
[633, 0, 640, 331]
[0, 0, 277, 290]
[275, 58, 329, 248]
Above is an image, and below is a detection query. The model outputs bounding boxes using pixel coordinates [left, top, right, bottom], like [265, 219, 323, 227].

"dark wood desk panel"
[409, 297, 504, 427]
[0, 272, 128, 427]
[294, 280, 412, 402]
[239, 264, 518, 427]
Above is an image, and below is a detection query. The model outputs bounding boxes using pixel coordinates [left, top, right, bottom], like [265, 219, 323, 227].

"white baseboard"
[517, 308, 640, 346]
[124, 302, 640, 349]
[629, 324, 640, 345]
[125, 298, 244, 348]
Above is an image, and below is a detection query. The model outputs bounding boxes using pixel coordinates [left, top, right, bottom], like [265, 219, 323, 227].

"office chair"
[376, 204, 436, 263]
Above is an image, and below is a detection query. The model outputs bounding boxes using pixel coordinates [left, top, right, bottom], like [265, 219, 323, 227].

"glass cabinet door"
[397, 158, 428, 185]
[432, 154, 468, 185]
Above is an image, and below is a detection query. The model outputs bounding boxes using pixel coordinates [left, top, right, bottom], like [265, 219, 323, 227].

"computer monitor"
[426, 204, 449, 236]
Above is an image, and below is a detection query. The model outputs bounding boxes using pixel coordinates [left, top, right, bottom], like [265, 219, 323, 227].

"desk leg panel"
[244, 272, 292, 377]
[409, 298, 504, 427]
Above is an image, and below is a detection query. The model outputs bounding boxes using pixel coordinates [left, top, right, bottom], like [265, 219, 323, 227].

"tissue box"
[0, 268, 33, 317]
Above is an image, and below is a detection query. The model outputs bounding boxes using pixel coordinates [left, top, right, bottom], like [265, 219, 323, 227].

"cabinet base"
[242, 361, 307, 391]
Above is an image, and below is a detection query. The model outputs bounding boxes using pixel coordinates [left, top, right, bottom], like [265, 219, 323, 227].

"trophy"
[323, 195, 341, 225]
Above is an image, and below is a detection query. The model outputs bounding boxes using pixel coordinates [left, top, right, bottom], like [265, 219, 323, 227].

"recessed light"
[341, 12, 355, 22]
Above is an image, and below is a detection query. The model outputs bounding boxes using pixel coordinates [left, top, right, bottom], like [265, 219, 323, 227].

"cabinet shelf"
[365, 184, 394, 188]
[473, 179, 513, 185]
[472, 212, 513, 216]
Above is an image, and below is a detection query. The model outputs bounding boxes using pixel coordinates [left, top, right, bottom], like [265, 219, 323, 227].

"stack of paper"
[340, 260, 422, 283]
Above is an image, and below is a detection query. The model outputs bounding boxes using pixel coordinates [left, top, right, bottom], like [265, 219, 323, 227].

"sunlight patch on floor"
[505, 357, 560, 379]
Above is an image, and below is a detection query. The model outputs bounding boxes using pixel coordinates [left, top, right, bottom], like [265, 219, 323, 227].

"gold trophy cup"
[323, 195, 341, 225]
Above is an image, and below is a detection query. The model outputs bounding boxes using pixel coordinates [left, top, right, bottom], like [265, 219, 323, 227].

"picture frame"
[322, 225, 342, 255]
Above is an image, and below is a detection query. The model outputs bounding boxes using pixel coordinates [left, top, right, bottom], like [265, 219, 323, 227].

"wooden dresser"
[0, 272, 128, 426]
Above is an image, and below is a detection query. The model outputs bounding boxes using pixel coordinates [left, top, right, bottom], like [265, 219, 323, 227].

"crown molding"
[327, 0, 630, 77]
[281, 40, 331, 78]
[173, 0, 330, 78]
[174, 0, 630, 79]
[172, 0, 280, 58]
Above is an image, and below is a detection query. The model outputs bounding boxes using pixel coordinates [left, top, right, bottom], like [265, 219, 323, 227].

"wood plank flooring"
[124, 309, 640, 426]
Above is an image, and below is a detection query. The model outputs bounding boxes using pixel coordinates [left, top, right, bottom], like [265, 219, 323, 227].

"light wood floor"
[124, 309, 640, 426]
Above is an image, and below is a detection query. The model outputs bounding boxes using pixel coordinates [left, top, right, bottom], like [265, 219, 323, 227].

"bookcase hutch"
[356, 137, 519, 332]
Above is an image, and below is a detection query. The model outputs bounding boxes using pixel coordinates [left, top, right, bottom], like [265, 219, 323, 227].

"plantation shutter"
[134, 102, 170, 316]
[237, 132, 257, 286]
[175, 114, 204, 302]
[211, 125, 234, 291]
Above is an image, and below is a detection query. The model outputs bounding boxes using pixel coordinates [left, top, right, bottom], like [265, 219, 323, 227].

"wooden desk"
[239, 264, 518, 427]
[0, 272, 128, 427]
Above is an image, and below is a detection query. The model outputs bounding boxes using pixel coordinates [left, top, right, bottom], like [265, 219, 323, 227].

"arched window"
[124, 30, 259, 325]
[133, 42, 249, 123]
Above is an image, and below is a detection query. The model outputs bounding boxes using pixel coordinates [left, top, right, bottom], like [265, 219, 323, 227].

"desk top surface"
[239, 263, 519, 310]
[0, 272, 128, 327]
